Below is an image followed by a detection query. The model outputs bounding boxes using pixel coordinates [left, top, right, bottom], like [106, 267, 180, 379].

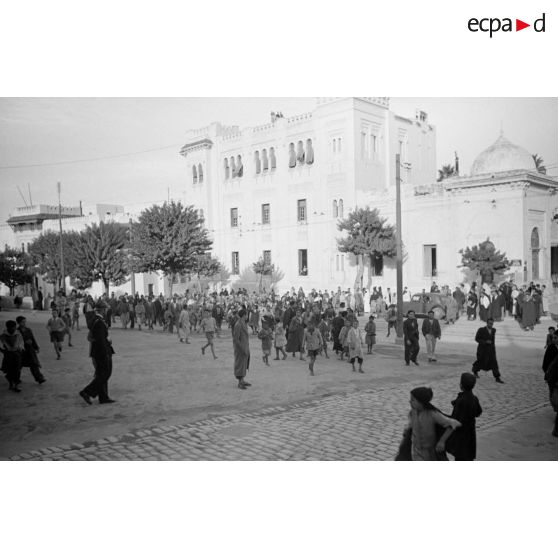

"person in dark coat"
[331, 310, 346, 355]
[403, 310, 420, 366]
[544, 354, 558, 437]
[488, 290, 503, 321]
[0, 320, 24, 392]
[472, 318, 504, 383]
[542, 332, 558, 377]
[282, 300, 296, 337]
[79, 300, 116, 404]
[232, 308, 251, 389]
[16, 316, 45, 384]
[449, 373, 483, 460]
[421, 310, 441, 362]
[466, 290, 478, 320]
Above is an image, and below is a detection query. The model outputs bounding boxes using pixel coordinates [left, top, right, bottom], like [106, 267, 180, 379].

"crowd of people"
[2, 277, 557, 457]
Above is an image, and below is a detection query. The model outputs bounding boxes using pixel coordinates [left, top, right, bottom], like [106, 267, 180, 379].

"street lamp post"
[395, 154, 404, 344]
[57, 182, 65, 294]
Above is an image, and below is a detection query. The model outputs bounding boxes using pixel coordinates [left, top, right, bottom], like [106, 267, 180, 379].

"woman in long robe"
[286, 310, 305, 360]
[520, 294, 537, 330]
[232, 309, 250, 389]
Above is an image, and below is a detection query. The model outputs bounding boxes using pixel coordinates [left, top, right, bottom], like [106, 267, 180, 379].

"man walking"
[403, 310, 420, 366]
[232, 308, 251, 389]
[421, 310, 441, 362]
[472, 317, 504, 384]
[79, 300, 116, 404]
[16, 316, 46, 384]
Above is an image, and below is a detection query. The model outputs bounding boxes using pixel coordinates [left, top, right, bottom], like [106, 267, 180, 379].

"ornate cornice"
[179, 138, 213, 158]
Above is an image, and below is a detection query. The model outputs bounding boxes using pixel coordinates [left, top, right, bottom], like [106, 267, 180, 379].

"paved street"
[1, 309, 557, 460]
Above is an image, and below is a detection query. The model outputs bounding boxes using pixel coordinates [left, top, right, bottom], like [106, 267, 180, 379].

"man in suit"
[79, 300, 116, 404]
[472, 317, 504, 384]
[422, 310, 441, 362]
[403, 310, 420, 366]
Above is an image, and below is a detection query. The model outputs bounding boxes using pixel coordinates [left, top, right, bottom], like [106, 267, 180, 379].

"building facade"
[180, 97, 437, 292]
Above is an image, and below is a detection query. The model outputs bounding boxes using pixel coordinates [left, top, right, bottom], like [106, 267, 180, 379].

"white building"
[180, 97, 436, 292]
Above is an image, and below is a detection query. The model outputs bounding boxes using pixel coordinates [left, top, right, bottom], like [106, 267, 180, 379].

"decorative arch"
[198, 163, 203, 183]
[338, 199, 344, 219]
[306, 138, 314, 164]
[254, 151, 261, 174]
[296, 140, 305, 164]
[262, 148, 269, 171]
[270, 147, 276, 170]
[224, 158, 230, 180]
[332, 199, 338, 218]
[192, 165, 198, 184]
[288, 143, 296, 168]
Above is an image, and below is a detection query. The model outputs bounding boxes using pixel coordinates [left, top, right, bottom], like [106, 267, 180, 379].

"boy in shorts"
[200, 309, 217, 359]
[303, 322, 323, 376]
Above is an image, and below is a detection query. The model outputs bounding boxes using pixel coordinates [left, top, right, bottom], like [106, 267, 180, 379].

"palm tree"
[437, 164, 455, 182]
[532, 154, 546, 174]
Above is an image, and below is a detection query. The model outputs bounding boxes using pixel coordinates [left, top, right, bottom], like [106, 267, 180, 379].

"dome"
[470, 134, 534, 176]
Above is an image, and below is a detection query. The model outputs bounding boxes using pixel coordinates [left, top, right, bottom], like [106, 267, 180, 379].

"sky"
[1, 97, 557, 224]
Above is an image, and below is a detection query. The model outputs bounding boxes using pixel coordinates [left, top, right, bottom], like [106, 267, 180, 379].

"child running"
[258, 321, 273, 366]
[200, 309, 218, 359]
[46, 309, 66, 359]
[303, 322, 323, 376]
[273, 318, 287, 360]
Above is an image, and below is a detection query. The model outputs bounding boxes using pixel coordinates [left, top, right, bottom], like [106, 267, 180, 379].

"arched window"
[333, 199, 338, 218]
[531, 227, 540, 280]
[338, 138, 342, 152]
[224, 158, 230, 180]
[333, 138, 337, 153]
[192, 165, 198, 184]
[254, 151, 261, 174]
[339, 199, 344, 219]
[288, 143, 296, 168]
[297, 140, 305, 164]
[230, 156, 236, 177]
[262, 148, 269, 171]
[306, 139, 314, 165]
[270, 147, 276, 170]
[236, 155, 243, 177]
[198, 163, 203, 183]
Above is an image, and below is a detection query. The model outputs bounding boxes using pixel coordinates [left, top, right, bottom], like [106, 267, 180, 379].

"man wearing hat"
[79, 300, 116, 404]
[472, 317, 504, 383]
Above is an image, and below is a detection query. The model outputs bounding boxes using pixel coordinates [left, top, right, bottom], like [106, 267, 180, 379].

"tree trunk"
[366, 255, 373, 291]
[168, 274, 174, 297]
[354, 254, 364, 291]
[103, 278, 109, 296]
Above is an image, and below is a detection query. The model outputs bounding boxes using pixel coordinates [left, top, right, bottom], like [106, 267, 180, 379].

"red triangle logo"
[516, 19, 530, 31]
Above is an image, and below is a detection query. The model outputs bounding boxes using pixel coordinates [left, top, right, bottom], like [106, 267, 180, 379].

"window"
[336, 254, 339, 271]
[254, 151, 261, 174]
[270, 147, 276, 170]
[198, 163, 203, 183]
[263, 250, 271, 266]
[192, 165, 198, 184]
[230, 156, 236, 177]
[332, 199, 338, 218]
[297, 140, 305, 164]
[224, 158, 230, 180]
[232, 252, 240, 275]
[236, 155, 243, 177]
[338, 199, 344, 219]
[338, 138, 342, 152]
[306, 139, 314, 165]
[423, 244, 437, 277]
[371, 254, 384, 276]
[333, 138, 337, 153]
[371, 134, 377, 157]
[262, 203, 270, 225]
[297, 199, 307, 222]
[262, 149, 269, 171]
[298, 249, 308, 276]
[230, 208, 238, 228]
[288, 143, 296, 168]
[341, 254, 344, 271]
[361, 131, 368, 158]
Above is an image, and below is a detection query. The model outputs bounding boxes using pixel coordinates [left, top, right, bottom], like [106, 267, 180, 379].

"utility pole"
[395, 154, 404, 344]
[57, 182, 65, 294]
[129, 218, 135, 295]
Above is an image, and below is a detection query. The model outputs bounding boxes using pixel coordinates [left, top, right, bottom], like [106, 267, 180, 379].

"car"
[401, 293, 459, 321]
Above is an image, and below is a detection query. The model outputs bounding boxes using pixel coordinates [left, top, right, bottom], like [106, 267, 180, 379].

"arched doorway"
[531, 227, 540, 280]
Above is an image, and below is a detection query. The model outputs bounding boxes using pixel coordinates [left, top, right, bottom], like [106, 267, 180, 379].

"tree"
[532, 153, 546, 174]
[459, 238, 510, 285]
[0, 248, 33, 295]
[337, 207, 397, 290]
[28, 231, 81, 289]
[252, 257, 275, 293]
[71, 222, 129, 295]
[131, 202, 212, 296]
[437, 164, 456, 182]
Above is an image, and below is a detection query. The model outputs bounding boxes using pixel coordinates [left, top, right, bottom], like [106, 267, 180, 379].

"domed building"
[372, 131, 558, 294]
